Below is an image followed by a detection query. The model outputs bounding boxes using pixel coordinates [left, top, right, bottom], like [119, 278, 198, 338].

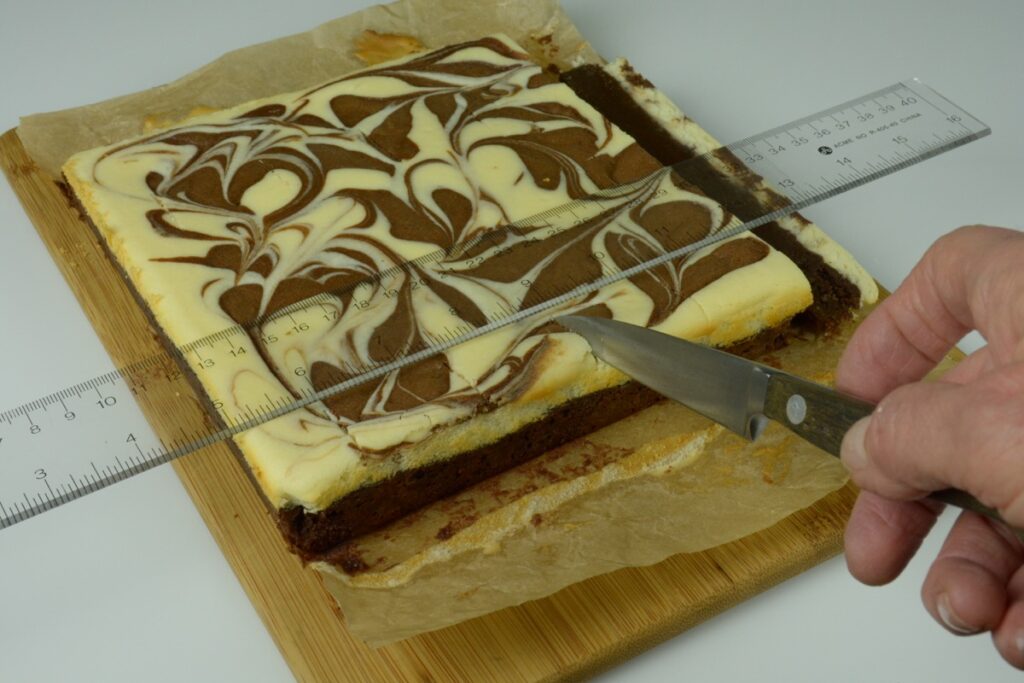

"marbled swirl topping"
[66, 35, 808, 509]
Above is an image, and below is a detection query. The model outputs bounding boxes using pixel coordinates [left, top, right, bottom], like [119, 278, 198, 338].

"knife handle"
[764, 372, 1024, 541]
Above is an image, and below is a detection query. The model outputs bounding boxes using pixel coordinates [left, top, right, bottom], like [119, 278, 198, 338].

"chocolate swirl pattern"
[64, 35, 814, 510]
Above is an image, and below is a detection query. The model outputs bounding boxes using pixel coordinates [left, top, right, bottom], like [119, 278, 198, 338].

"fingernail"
[841, 417, 870, 472]
[937, 593, 979, 635]
[1015, 631, 1024, 657]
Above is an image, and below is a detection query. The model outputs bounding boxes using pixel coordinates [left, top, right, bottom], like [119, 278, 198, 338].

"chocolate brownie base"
[281, 324, 790, 562]
[280, 379, 663, 559]
[559, 64, 861, 331]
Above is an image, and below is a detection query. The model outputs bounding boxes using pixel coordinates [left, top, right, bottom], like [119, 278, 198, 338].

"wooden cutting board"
[2, 126, 885, 681]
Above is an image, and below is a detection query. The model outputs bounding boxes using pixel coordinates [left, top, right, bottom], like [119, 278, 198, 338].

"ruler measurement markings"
[0, 80, 990, 529]
[916, 86, 953, 118]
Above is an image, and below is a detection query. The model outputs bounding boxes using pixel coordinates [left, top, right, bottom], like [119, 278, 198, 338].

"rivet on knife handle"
[763, 372, 1024, 541]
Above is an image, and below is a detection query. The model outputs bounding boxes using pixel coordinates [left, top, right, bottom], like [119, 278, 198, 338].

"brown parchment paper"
[315, 317, 855, 645]
[16, 0, 851, 645]
[19, 0, 599, 178]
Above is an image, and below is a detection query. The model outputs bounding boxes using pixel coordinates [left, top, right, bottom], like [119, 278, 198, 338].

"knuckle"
[936, 224, 980, 250]
[1003, 491, 1024, 529]
[866, 382, 968, 488]
[968, 365, 1024, 508]
[918, 231, 963, 293]
[919, 225, 1024, 324]
[949, 223, 999, 240]
[928, 224, 1002, 266]
[986, 361, 1024, 396]
[987, 236, 1024, 278]
[864, 389, 912, 470]
[953, 223, 992, 235]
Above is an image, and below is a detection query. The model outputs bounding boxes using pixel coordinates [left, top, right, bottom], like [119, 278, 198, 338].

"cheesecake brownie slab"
[63, 35, 871, 555]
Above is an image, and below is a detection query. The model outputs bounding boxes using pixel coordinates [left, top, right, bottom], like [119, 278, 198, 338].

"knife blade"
[558, 315, 1022, 537]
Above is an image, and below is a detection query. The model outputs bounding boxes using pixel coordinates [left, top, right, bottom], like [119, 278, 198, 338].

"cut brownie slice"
[62, 35, 872, 557]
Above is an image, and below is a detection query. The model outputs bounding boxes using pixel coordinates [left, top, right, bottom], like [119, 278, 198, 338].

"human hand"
[836, 224, 1024, 668]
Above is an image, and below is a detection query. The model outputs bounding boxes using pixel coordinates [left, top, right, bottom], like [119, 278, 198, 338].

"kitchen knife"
[558, 314, 1021, 537]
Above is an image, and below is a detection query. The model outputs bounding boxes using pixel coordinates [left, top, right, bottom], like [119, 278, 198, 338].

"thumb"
[840, 363, 1024, 526]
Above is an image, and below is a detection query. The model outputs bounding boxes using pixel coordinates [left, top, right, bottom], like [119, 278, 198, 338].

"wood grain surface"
[2, 126, 885, 682]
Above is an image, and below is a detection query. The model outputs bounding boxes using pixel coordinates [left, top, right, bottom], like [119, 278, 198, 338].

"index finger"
[836, 225, 1022, 402]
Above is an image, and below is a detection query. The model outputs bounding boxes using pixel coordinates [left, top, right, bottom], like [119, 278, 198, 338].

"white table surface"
[1, 1, 1021, 680]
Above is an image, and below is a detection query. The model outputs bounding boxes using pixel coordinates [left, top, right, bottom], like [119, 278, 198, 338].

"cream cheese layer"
[65, 35, 813, 510]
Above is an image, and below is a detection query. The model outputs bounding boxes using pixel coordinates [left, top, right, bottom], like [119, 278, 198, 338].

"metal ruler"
[0, 79, 989, 529]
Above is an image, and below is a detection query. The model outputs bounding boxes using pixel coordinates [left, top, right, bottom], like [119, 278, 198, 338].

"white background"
[0, 0, 1021, 680]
